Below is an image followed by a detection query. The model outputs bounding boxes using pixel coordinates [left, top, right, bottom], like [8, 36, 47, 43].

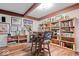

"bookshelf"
[7, 35, 27, 45]
[39, 17, 76, 51]
[60, 18, 76, 50]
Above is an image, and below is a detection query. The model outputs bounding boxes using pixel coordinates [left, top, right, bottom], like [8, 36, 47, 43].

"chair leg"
[47, 43, 51, 56]
[31, 42, 33, 54]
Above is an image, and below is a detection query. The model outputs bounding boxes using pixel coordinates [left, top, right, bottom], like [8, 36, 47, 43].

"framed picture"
[0, 23, 10, 34]
[11, 25, 18, 32]
[23, 19, 33, 25]
[11, 17, 22, 25]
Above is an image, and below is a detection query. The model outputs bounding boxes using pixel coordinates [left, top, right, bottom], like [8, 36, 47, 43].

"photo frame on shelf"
[10, 25, 18, 32]
[0, 23, 10, 34]
[11, 17, 22, 25]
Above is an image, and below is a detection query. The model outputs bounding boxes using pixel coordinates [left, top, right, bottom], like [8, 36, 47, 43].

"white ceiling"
[27, 3, 75, 18]
[0, 3, 33, 14]
[0, 3, 76, 18]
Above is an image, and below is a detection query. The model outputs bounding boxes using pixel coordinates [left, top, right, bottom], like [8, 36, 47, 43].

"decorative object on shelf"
[65, 16, 70, 20]
[0, 23, 10, 34]
[55, 15, 64, 21]
[51, 17, 55, 22]
[11, 17, 22, 25]
[47, 18, 51, 23]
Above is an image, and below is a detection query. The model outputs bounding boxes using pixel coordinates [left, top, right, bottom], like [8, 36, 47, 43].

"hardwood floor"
[0, 43, 77, 56]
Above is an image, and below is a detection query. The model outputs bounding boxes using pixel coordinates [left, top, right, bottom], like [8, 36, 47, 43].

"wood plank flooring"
[0, 43, 77, 56]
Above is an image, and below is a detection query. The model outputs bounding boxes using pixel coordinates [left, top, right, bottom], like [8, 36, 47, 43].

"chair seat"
[43, 40, 50, 44]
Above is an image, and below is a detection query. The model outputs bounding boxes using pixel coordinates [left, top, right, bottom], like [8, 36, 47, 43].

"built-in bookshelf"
[39, 17, 76, 51]
[60, 18, 76, 50]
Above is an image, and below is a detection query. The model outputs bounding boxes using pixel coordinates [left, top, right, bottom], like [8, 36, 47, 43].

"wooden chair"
[30, 33, 39, 55]
[30, 32, 52, 56]
[42, 31, 53, 56]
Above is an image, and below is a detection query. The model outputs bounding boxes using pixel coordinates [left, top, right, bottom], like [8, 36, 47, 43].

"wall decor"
[11, 17, 22, 25]
[0, 23, 10, 34]
[11, 25, 18, 32]
[23, 19, 33, 25]
[2, 16, 6, 22]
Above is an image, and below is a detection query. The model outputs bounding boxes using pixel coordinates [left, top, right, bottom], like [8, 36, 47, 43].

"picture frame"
[10, 25, 18, 32]
[0, 22, 10, 34]
[11, 16, 22, 25]
[23, 19, 33, 25]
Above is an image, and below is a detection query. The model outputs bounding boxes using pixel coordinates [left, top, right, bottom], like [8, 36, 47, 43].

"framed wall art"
[10, 25, 18, 32]
[23, 19, 33, 25]
[11, 17, 22, 25]
[0, 23, 10, 34]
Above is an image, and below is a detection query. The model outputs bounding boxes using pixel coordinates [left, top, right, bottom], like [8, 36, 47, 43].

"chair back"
[44, 31, 53, 40]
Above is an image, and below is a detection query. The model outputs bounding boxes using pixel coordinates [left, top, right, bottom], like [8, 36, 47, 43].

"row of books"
[61, 20, 74, 27]
[61, 28, 74, 32]
[61, 33, 74, 37]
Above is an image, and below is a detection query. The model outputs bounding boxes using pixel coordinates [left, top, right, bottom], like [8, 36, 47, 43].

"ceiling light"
[37, 3, 54, 10]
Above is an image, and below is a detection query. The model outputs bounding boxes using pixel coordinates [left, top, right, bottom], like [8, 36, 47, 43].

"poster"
[0, 23, 10, 34]
[23, 19, 33, 25]
[11, 25, 18, 32]
[11, 17, 22, 25]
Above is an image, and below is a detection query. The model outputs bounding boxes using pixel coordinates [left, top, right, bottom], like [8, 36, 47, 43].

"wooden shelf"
[61, 26, 74, 28]
[61, 36, 74, 39]
[39, 17, 76, 51]
[7, 35, 27, 44]
[51, 22, 58, 24]
[60, 18, 75, 22]
[52, 27, 59, 28]
[61, 40, 75, 44]
[61, 31, 74, 33]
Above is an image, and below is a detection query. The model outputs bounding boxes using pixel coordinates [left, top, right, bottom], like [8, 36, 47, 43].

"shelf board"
[53, 36, 58, 37]
[61, 36, 74, 39]
[61, 40, 75, 44]
[60, 18, 74, 22]
[52, 27, 59, 28]
[52, 28, 59, 30]
[51, 22, 58, 24]
[61, 31, 74, 33]
[61, 26, 74, 28]
[18, 39, 27, 41]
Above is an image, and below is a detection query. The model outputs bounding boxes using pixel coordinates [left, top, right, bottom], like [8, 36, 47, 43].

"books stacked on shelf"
[61, 33, 74, 38]
[51, 22, 59, 30]
[61, 18, 74, 27]
[61, 18, 74, 34]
